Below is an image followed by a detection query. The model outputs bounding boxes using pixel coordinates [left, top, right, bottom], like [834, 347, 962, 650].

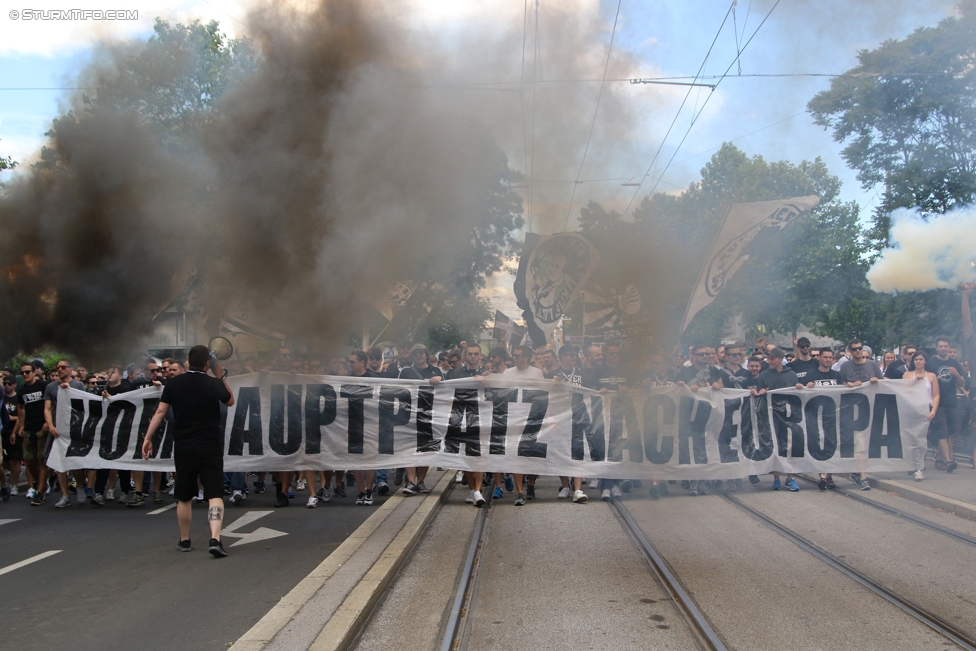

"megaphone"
[209, 336, 234, 377]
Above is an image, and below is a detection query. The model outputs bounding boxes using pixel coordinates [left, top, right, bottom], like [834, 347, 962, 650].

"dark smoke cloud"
[0, 0, 656, 361]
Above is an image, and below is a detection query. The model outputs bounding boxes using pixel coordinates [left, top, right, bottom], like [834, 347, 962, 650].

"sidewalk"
[869, 454, 976, 521]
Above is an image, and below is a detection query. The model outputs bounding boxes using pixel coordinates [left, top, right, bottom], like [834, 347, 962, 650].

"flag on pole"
[681, 196, 820, 331]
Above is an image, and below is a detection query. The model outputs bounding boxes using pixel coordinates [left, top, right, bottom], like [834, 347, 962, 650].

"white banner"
[49, 374, 930, 479]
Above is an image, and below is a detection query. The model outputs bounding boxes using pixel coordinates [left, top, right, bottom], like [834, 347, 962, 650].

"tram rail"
[794, 474, 976, 547]
[719, 490, 976, 651]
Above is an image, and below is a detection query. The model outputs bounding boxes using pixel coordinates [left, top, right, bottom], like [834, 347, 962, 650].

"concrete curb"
[308, 472, 454, 651]
[866, 475, 976, 522]
[231, 491, 407, 651]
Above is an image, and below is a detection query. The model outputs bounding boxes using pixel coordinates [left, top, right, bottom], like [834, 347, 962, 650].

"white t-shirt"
[504, 365, 544, 379]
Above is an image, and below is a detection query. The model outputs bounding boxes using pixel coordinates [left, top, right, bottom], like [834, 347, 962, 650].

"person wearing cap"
[399, 344, 443, 496]
[750, 347, 801, 492]
[383, 341, 415, 378]
[788, 337, 819, 384]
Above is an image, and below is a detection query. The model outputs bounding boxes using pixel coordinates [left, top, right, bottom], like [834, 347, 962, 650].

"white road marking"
[221, 510, 287, 547]
[0, 550, 61, 576]
[0, 519, 21, 526]
[147, 503, 177, 515]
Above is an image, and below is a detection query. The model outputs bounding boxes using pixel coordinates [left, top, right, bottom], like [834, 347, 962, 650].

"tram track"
[610, 499, 729, 651]
[719, 490, 976, 651]
[439, 489, 496, 651]
[437, 491, 728, 651]
[794, 474, 976, 547]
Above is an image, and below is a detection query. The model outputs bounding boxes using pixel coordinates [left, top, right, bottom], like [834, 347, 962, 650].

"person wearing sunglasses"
[1, 376, 21, 501]
[13, 364, 50, 505]
[788, 337, 819, 385]
[837, 338, 884, 490]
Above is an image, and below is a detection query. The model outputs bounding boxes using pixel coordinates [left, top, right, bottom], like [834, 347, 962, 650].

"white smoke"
[867, 206, 976, 293]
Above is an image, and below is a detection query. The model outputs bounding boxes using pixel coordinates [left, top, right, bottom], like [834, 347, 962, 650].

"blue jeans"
[373, 468, 388, 488]
[223, 472, 246, 492]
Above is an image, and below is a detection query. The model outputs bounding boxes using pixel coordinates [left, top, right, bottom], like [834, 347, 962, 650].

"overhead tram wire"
[562, 0, 623, 232]
[626, 0, 783, 214]
[618, 1, 735, 220]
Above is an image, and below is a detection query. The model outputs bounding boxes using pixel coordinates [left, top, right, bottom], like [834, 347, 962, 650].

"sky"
[0, 0, 956, 321]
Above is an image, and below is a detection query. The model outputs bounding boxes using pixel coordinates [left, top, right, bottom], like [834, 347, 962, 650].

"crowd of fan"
[3, 286, 974, 507]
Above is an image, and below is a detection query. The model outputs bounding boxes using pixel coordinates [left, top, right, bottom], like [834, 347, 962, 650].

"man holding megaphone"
[141, 344, 236, 558]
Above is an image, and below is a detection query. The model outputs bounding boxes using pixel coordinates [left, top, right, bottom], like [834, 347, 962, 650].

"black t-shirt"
[805, 367, 842, 386]
[16, 380, 49, 431]
[2, 393, 17, 430]
[383, 359, 411, 378]
[757, 367, 799, 392]
[579, 367, 601, 390]
[546, 366, 584, 387]
[715, 365, 749, 389]
[594, 364, 632, 391]
[677, 364, 722, 388]
[884, 360, 908, 380]
[447, 366, 485, 380]
[788, 358, 820, 383]
[398, 365, 442, 381]
[105, 380, 134, 396]
[739, 373, 760, 390]
[350, 369, 380, 379]
[160, 371, 232, 451]
[926, 357, 964, 402]
[643, 373, 676, 388]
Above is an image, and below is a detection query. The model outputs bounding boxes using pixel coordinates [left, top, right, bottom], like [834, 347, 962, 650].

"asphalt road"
[0, 479, 378, 651]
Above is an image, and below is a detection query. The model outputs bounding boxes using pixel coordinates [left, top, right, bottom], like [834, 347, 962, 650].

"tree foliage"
[0, 140, 15, 174]
[35, 19, 258, 173]
[808, 1, 976, 247]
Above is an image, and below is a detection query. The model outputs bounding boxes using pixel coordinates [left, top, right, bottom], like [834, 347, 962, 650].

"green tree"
[0, 140, 15, 174]
[36, 19, 258, 172]
[808, 1, 976, 247]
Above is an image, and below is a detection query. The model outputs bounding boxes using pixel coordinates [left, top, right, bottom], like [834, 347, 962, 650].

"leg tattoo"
[207, 505, 223, 522]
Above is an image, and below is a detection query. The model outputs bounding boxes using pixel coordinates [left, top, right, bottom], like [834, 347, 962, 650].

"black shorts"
[2, 427, 23, 462]
[927, 408, 949, 446]
[173, 446, 224, 502]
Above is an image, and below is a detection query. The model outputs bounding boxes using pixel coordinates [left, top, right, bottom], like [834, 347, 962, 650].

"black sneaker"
[177, 539, 192, 552]
[1, 485, 9, 502]
[31, 492, 44, 506]
[394, 468, 405, 486]
[274, 495, 289, 508]
[648, 486, 660, 500]
[658, 483, 669, 496]
[254, 480, 266, 494]
[818, 478, 827, 491]
[680, 480, 691, 490]
[514, 493, 526, 506]
[376, 482, 390, 495]
[825, 477, 837, 490]
[334, 484, 346, 498]
[526, 485, 535, 500]
[620, 479, 633, 493]
[364, 489, 374, 506]
[208, 538, 228, 558]
[748, 475, 760, 485]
